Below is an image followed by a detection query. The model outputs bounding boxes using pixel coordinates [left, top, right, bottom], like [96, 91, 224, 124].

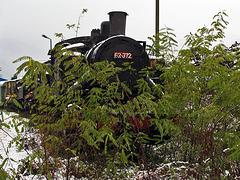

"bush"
[4, 10, 240, 179]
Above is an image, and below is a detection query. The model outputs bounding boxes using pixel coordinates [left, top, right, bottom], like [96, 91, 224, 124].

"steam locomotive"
[48, 11, 156, 92]
[2, 12, 161, 138]
[46, 11, 160, 132]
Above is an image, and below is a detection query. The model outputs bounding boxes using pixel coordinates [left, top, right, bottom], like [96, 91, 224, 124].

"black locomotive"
[43, 11, 160, 134]
[49, 11, 154, 93]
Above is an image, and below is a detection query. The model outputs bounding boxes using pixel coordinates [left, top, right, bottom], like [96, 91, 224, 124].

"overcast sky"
[1, 0, 240, 79]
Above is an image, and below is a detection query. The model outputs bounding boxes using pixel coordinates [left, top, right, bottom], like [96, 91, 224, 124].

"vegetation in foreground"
[1, 11, 240, 179]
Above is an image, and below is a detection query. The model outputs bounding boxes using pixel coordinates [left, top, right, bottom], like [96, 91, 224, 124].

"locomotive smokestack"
[100, 21, 110, 37]
[108, 11, 128, 36]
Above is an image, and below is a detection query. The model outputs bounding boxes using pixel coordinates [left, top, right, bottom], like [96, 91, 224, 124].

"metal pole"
[155, 0, 160, 60]
[42, 34, 52, 50]
[156, 0, 159, 37]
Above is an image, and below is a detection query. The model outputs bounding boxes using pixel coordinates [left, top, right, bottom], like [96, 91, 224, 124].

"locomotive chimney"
[100, 21, 110, 37]
[108, 11, 128, 36]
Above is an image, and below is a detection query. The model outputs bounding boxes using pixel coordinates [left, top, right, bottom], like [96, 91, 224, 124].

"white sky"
[1, 0, 240, 79]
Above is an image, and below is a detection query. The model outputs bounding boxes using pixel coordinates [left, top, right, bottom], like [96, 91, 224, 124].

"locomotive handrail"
[56, 36, 91, 46]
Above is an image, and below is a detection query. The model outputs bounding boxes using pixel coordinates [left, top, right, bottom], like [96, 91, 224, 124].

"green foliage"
[147, 26, 178, 64]
[162, 11, 240, 178]
[2, 10, 239, 179]
[54, 33, 65, 41]
[56, 8, 88, 39]
[143, 10, 240, 179]
[10, 37, 171, 178]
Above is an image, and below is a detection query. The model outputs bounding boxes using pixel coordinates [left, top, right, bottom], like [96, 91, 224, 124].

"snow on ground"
[2, 110, 233, 179]
[0, 111, 31, 178]
[0, 111, 193, 179]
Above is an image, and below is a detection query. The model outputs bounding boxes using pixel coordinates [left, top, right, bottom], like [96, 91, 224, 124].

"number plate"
[114, 52, 132, 59]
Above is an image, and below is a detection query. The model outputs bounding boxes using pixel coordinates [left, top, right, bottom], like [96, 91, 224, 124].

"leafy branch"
[55, 8, 88, 40]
